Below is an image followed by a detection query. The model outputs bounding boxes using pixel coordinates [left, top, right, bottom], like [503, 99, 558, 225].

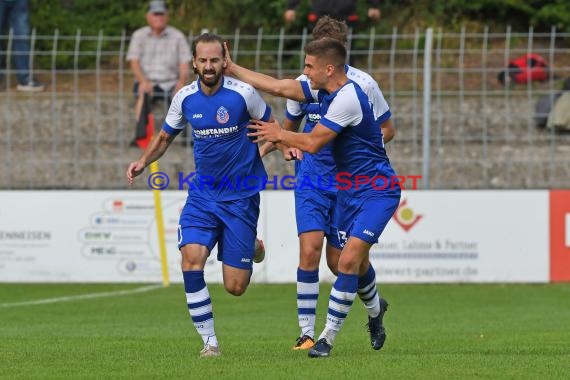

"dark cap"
[148, 0, 167, 14]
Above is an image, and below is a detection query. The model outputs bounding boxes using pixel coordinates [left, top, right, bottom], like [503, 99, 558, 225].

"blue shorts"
[331, 192, 401, 249]
[294, 188, 337, 244]
[177, 193, 260, 270]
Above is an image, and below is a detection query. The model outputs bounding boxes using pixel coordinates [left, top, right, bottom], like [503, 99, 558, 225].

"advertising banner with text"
[0, 190, 552, 283]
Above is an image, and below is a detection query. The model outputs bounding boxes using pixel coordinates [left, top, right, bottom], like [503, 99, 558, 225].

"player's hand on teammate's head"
[222, 42, 233, 74]
[126, 161, 146, 185]
[247, 119, 283, 144]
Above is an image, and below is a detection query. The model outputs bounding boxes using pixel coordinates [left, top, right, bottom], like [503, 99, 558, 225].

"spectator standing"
[0, 0, 44, 91]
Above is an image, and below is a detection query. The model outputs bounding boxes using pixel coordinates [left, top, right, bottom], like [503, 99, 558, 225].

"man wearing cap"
[127, 0, 191, 143]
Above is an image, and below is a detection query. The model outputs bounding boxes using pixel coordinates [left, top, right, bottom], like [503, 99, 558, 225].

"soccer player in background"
[259, 16, 393, 351]
[225, 38, 401, 358]
[126, 33, 272, 358]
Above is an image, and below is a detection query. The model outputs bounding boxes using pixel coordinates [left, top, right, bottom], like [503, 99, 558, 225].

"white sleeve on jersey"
[323, 84, 363, 128]
[286, 98, 303, 118]
[244, 85, 271, 120]
[164, 84, 193, 130]
[364, 79, 390, 121]
[347, 65, 390, 120]
[286, 73, 310, 117]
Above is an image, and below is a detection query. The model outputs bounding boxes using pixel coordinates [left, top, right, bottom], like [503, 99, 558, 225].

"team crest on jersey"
[216, 106, 230, 124]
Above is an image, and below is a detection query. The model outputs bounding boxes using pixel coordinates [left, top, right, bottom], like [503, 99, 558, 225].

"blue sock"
[319, 272, 358, 345]
[358, 264, 381, 318]
[183, 270, 218, 347]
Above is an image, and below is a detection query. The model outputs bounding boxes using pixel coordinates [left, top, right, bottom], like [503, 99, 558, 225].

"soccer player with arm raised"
[258, 16, 394, 352]
[226, 37, 400, 358]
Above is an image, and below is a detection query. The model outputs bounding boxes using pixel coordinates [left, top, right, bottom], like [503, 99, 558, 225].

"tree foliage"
[28, 0, 570, 36]
[29, 0, 286, 35]
[25, 0, 569, 69]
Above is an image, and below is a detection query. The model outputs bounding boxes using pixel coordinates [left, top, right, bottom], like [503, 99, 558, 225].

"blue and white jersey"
[286, 65, 391, 190]
[299, 78, 398, 198]
[163, 76, 272, 201]
[286, 76, 335, 189]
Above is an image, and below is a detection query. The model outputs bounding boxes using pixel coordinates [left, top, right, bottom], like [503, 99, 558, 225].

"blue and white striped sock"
[358, 264, 381, 318]
[183, 270, 218, 347]
[297, 268, 319, 339]
[319, 272, 358, 345]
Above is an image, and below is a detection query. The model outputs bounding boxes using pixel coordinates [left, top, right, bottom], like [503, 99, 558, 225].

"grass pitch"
[1, 283, 569, 379]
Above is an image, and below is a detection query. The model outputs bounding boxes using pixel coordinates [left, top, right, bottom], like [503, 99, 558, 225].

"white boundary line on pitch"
[0, 284, 163, 308]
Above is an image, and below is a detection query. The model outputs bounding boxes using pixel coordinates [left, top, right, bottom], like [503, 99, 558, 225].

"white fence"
[1, 27, 570, 189]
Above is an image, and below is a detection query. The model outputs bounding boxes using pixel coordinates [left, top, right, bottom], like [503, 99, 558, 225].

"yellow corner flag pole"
[149, 160, 170, 287]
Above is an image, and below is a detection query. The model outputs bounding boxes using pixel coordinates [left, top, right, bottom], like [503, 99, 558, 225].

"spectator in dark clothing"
[284, 0, 381, 64]
[284, 0, 381, 30]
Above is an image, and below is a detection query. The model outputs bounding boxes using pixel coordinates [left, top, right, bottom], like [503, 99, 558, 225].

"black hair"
[191, 33, 226, 58]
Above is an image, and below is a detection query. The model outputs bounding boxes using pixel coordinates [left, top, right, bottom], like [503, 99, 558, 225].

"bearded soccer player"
[126, 33, 271, 358]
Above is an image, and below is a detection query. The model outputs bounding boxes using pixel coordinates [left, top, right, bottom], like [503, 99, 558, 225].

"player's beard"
[199, 68, 222, 88]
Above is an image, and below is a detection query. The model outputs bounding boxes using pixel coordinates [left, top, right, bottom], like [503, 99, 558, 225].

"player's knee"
[180, 259, 202, 271]
[299, 248, 321, 269]
[179, 245, 208, 270]
[224, 282, 248, 296]
[337, 254, 360, 273]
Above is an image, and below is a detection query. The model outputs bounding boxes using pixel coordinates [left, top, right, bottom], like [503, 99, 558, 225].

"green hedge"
[29, 0, 286, 36]
[29, 0, 569, 36]
[26, 0, 569, 69]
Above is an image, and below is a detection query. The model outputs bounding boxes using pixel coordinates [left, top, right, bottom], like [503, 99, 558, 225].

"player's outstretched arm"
[223, 42, 305, 101]
[248, 120, 336, 154]
[259, 117, 304, 157]
[126, 130, 175, 184]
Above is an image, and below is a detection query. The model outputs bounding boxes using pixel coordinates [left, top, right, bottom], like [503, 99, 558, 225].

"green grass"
[1, 283, 569, 379]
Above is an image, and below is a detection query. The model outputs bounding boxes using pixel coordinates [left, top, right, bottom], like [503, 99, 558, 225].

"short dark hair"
[304, 38, 346, 68]
[312, 15, 348, 46]
[191, 33, 226, 58]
